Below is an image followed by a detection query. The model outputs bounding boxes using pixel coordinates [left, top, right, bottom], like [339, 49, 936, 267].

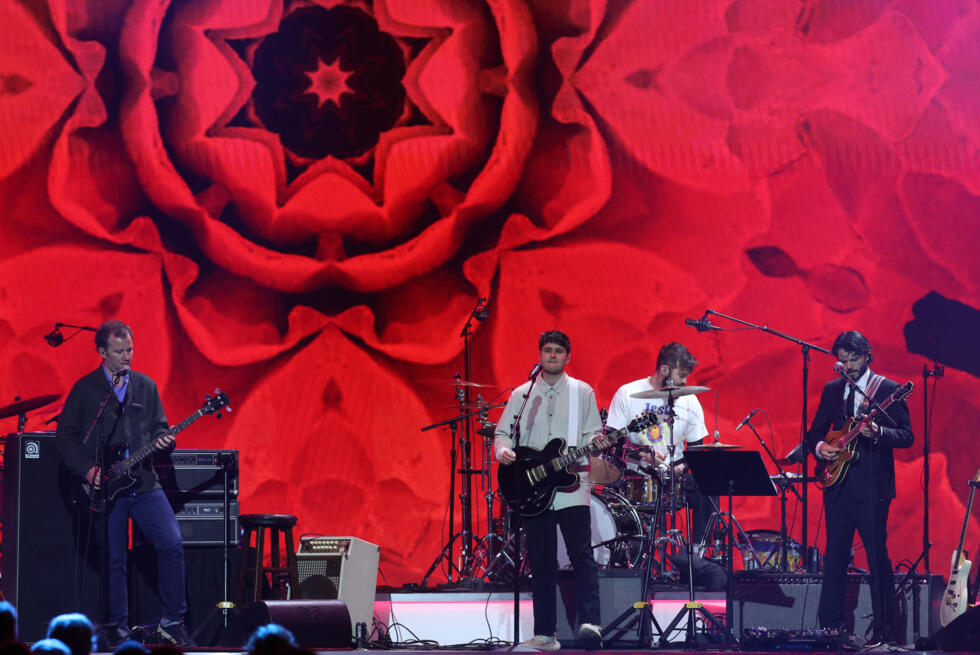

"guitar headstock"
[202, 389, 231, 417]
[895, 381, 914, 402]
[626, 409, 657, 434]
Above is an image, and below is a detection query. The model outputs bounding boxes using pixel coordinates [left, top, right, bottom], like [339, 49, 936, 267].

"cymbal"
[630, 385, 710, 400]
[476, 424, 496, 438]
[441, 401, 506, 409]
[686, 442, 740, 450]
[0, 394, 61, 420]
[420, 378, 496, 388]
[588, 457, 622, 484]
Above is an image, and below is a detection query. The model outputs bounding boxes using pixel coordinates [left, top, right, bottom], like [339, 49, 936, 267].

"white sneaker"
[522, 634, 561, 651]
[577, 623, 602, 649]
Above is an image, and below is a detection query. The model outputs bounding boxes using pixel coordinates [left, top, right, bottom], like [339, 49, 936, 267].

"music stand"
[685, 450, 778, 646]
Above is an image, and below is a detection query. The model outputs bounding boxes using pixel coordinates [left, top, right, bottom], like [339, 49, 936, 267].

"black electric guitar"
[78, 391, 230, 510]
[498, 411, 656, 517]
[814, 381, 913, 489]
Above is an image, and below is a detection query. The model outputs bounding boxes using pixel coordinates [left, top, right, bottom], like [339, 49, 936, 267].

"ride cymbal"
[630, 385, 710, 400]
[686, 442, 740, 450]
[0, 394, 61, 419]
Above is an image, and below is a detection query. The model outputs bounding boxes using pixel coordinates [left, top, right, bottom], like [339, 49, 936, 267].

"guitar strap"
[860, 374, 886, 413]
[566, 377, 579, 448]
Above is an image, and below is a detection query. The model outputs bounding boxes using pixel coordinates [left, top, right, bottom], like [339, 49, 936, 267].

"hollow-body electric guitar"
[498, 411, 656, 517]
[78, 391, 229, 511]
[814, 381, 913, 489]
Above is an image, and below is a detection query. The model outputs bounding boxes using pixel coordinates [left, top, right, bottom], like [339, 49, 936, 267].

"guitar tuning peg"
[205, 393, 212, 400]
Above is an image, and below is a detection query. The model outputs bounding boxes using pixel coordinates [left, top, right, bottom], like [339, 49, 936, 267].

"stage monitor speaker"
[733, 572, 942, 645]
[237, 600, 351, 649]
[295, 536, 379, 634]
[556, 569, 646, 643]
[935, 606, 980, 651]
[1, 433, 100, 641]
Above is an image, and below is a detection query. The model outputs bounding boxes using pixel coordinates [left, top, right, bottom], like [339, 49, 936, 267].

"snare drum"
[557, 489, 645, 569]
[741, 529, 803, 571]
[620, 472, 657, 505]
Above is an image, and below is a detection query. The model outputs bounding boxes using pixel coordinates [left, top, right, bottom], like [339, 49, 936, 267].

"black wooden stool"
[236, 514, 301, 604]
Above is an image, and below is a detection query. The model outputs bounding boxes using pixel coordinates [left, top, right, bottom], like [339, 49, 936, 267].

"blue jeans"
[108, 489, 186, 626]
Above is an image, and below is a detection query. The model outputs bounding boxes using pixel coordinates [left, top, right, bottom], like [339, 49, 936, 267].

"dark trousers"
[108, 489, 187, 626]
[819, 493, 896, 639]
[524, 505, 600, 636]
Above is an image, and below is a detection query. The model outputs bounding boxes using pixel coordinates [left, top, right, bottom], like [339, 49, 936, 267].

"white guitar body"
[941, 552, 972, 627]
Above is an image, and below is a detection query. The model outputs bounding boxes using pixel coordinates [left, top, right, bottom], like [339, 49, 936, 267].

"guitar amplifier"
[155, 449, 239, 497]
[296, 536, 380, 634]
[134, 498, 240, 546]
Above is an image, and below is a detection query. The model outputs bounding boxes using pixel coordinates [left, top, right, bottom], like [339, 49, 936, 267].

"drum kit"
[421, 378, 811, 588]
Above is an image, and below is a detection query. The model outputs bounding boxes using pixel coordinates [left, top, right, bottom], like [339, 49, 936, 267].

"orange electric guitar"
[814, 381, 913, 489]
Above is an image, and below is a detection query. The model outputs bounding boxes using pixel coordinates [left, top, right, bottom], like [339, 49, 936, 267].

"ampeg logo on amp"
[24, 440, 40, 459]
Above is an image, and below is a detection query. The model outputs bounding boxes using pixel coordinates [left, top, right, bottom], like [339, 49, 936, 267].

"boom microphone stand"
[691, 310, 833, 570]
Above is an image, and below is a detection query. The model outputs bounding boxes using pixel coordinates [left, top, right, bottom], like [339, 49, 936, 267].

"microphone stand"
[919, 362, 942, 574]
[80, 380, 119, 636]
[699, 309, 833, 571]
[507, 371, 541, 645]
[743, 418, 802, 571]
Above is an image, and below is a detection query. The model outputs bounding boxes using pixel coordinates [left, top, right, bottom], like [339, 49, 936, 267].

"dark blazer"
[805, 374, 914, 502]
[57, 366, 171, 493]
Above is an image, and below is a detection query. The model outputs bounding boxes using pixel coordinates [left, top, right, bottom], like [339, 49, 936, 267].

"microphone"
[528, 363, 543, 380]
[735, 409, 759, 431]
[44, 325, 64, 347]
[684, 318, 720, 332]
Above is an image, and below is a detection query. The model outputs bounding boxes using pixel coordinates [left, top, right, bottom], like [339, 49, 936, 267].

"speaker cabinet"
[1, 433, 100, 641]
[295, 536, 379, 634]
[236, 600, 351, 649]
[935, 605, 980, 651]
[733, 572, 942, 644]
[556, 569, 646, 642]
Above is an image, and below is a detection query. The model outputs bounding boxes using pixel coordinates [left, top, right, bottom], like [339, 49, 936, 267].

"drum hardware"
[0, 394, 61, 432]
[739, 409, 805, 573]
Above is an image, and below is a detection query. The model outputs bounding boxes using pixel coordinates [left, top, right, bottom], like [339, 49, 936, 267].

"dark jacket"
[57, 366, 171, 493]
[805, 374, 914, 502]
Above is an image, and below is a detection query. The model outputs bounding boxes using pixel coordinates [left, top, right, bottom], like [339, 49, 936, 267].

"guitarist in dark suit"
[56, 320, 193, 648]
[805, 330, 914, 648]
[494, 330, 605, 650]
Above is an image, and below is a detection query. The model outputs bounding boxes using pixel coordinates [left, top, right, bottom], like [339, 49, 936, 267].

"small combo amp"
[295, 536, 380, 634]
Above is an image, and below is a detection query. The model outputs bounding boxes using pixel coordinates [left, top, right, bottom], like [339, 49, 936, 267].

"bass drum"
[557, 489, 645, 569]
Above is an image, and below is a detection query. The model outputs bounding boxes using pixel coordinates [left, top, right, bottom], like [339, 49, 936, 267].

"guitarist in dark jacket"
[805, 330, 914, 647]
[56, 320, 192, 647]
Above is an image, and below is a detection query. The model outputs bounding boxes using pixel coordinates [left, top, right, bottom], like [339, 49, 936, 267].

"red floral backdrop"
[1, 0, 978, 587]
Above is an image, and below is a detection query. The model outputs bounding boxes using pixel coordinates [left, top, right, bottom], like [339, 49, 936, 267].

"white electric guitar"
[940, 468, 980, 627]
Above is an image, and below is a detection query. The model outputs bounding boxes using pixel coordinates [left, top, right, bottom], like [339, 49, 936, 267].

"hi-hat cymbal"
[631, 385, 710, 400]
[420, 378, 496, 388]
[0, 394, 61, 420]
[686, 442, 740, 450]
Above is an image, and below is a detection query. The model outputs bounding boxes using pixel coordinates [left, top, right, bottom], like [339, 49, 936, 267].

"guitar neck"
[113, 408, 205, 474]
[556, 425, 627, 469]
[952, 473, 980, 574]
[838, 386, 904, 448]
